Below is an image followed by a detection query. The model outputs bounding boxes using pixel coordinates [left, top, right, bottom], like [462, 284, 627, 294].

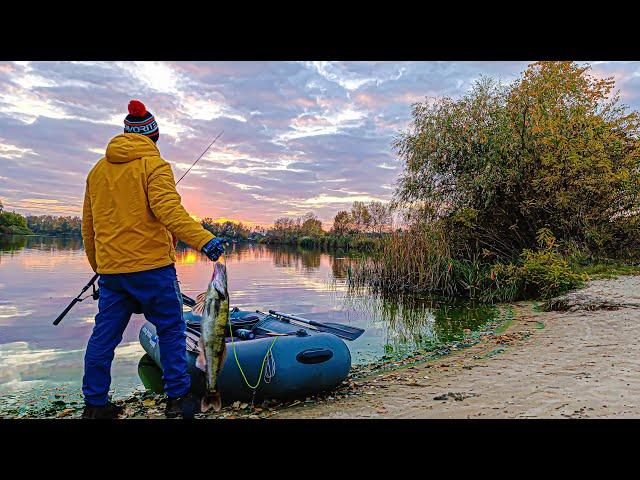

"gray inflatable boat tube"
[138, 311, 352, 402]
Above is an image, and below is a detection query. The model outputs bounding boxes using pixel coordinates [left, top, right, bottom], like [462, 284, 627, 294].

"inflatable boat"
[138, 307, 353, 402]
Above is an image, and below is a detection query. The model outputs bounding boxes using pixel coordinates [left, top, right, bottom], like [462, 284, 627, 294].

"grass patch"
[571, 262, 640, 279]
[493, 306, 515, 334]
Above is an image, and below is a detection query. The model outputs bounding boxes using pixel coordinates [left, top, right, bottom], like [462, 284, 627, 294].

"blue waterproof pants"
[82, 264, 190, 406]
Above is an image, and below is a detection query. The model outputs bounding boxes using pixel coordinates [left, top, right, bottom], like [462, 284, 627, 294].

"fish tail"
[201, 390, 222, 413]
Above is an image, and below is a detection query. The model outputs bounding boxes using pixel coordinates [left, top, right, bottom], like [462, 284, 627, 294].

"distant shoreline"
[0, 233, 82, 237]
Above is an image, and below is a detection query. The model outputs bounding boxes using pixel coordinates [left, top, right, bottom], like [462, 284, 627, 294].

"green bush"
[0, 211, 33, 235]
[487, 230, 586, 301]
[351, 237, 377, 252]
[298, 236, 317, 248]
[489, 251, 585, 301]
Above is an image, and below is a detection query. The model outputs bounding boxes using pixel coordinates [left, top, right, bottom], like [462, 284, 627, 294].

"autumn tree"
[350, 201, 371, 233]
[300, 212, 324, 236]
[270, 217, 299, 241]
[331, 210, 352, 235]
[395, 61, 640, 259]
[367, 201, 393, 234]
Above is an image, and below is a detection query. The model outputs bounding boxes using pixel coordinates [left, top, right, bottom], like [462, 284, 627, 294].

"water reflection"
[0, 235, 84, 252]
[264, 245, 321, 270]
[0, 235, 28, 253]
[339, 288, 496, 359]
[0, 236, 496, 399]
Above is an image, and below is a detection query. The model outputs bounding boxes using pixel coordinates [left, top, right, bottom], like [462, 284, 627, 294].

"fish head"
[193, 262, 228, 315]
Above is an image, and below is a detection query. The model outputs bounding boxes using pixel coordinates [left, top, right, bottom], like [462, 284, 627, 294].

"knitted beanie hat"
[123, 100, 159, 142]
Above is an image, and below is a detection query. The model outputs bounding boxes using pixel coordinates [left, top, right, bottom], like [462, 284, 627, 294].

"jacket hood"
[105, 133, 159, 164]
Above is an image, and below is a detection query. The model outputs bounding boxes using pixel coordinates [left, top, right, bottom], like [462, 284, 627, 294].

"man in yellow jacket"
[81, 100, 226, 419]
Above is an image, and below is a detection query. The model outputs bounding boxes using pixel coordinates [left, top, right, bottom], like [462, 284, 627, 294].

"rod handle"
[52, 298, 80, 326]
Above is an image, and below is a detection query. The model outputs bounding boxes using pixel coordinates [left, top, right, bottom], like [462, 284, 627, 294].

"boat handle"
[296, 348, 334, 364]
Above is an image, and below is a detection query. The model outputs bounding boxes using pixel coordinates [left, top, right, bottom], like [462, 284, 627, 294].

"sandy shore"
[274, 276, 640, 419]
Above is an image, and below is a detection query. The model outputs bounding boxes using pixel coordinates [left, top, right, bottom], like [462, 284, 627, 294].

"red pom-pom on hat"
[128, 100, 147, 116]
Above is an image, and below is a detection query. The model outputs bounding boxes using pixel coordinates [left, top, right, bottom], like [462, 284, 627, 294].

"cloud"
[0, 139, 39, 159]
[116, 61, 182, 95]
[301, 193, 388, 206]
[306, 61, 377, 91]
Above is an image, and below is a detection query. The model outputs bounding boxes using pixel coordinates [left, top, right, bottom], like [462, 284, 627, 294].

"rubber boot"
[82, 401, 124, 419]
[165, 393, 198, 419]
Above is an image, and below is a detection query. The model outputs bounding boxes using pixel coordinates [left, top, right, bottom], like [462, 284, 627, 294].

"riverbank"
[261, 233, 381, 252]
[3, 275, 638, 419]
[275, 275, 640, 419]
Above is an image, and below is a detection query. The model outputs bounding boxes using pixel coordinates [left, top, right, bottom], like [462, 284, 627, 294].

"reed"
[348, 224, 471, 296]
[348, 225, 588, 303]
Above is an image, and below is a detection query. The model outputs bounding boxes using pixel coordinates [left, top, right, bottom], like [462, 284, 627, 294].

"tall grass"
[348, 225, 471, 296]
[348, 226, 588, 303]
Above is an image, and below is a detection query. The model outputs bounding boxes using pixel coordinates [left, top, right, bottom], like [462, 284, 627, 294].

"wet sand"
[274, 276, 640, 419]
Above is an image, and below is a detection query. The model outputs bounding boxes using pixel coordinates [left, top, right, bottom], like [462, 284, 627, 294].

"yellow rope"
[229, 331, 278, 390]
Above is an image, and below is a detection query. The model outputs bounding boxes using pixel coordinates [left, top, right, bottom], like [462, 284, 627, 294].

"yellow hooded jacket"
[82, 133, 214, 274]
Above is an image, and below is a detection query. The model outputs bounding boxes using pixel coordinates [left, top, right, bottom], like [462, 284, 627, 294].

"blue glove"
[201, 237, 228, 261]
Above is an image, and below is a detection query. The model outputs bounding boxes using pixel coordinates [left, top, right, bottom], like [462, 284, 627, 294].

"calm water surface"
[0, 236, 496, 405]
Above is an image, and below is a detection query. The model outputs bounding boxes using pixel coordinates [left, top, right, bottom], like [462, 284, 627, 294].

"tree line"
[330, 201, 394, 236]
[26, 215, 82, 235]
[263, 201, 394, 250]
[201, 218, 266, 241]
[267, 201, 394, 241]
[0, 200, 84, 236]
[1, 196, 395, 247]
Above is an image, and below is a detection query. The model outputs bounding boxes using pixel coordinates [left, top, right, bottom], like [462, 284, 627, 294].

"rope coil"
[229, 331, 278, 391]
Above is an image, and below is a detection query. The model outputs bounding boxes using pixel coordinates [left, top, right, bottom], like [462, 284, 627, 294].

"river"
[0, 235, 496, 410]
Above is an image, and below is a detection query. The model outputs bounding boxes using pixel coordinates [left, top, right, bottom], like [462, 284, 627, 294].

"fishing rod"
[175, 130, 224, 185]
[52, 274, 100, 325]
[53, 132, 224, 326]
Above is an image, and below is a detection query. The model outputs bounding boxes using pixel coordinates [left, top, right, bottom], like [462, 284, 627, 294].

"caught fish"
[194, 258, 229, 412]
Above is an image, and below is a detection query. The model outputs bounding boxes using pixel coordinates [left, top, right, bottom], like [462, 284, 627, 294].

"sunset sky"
[2, 61, 640, 227]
